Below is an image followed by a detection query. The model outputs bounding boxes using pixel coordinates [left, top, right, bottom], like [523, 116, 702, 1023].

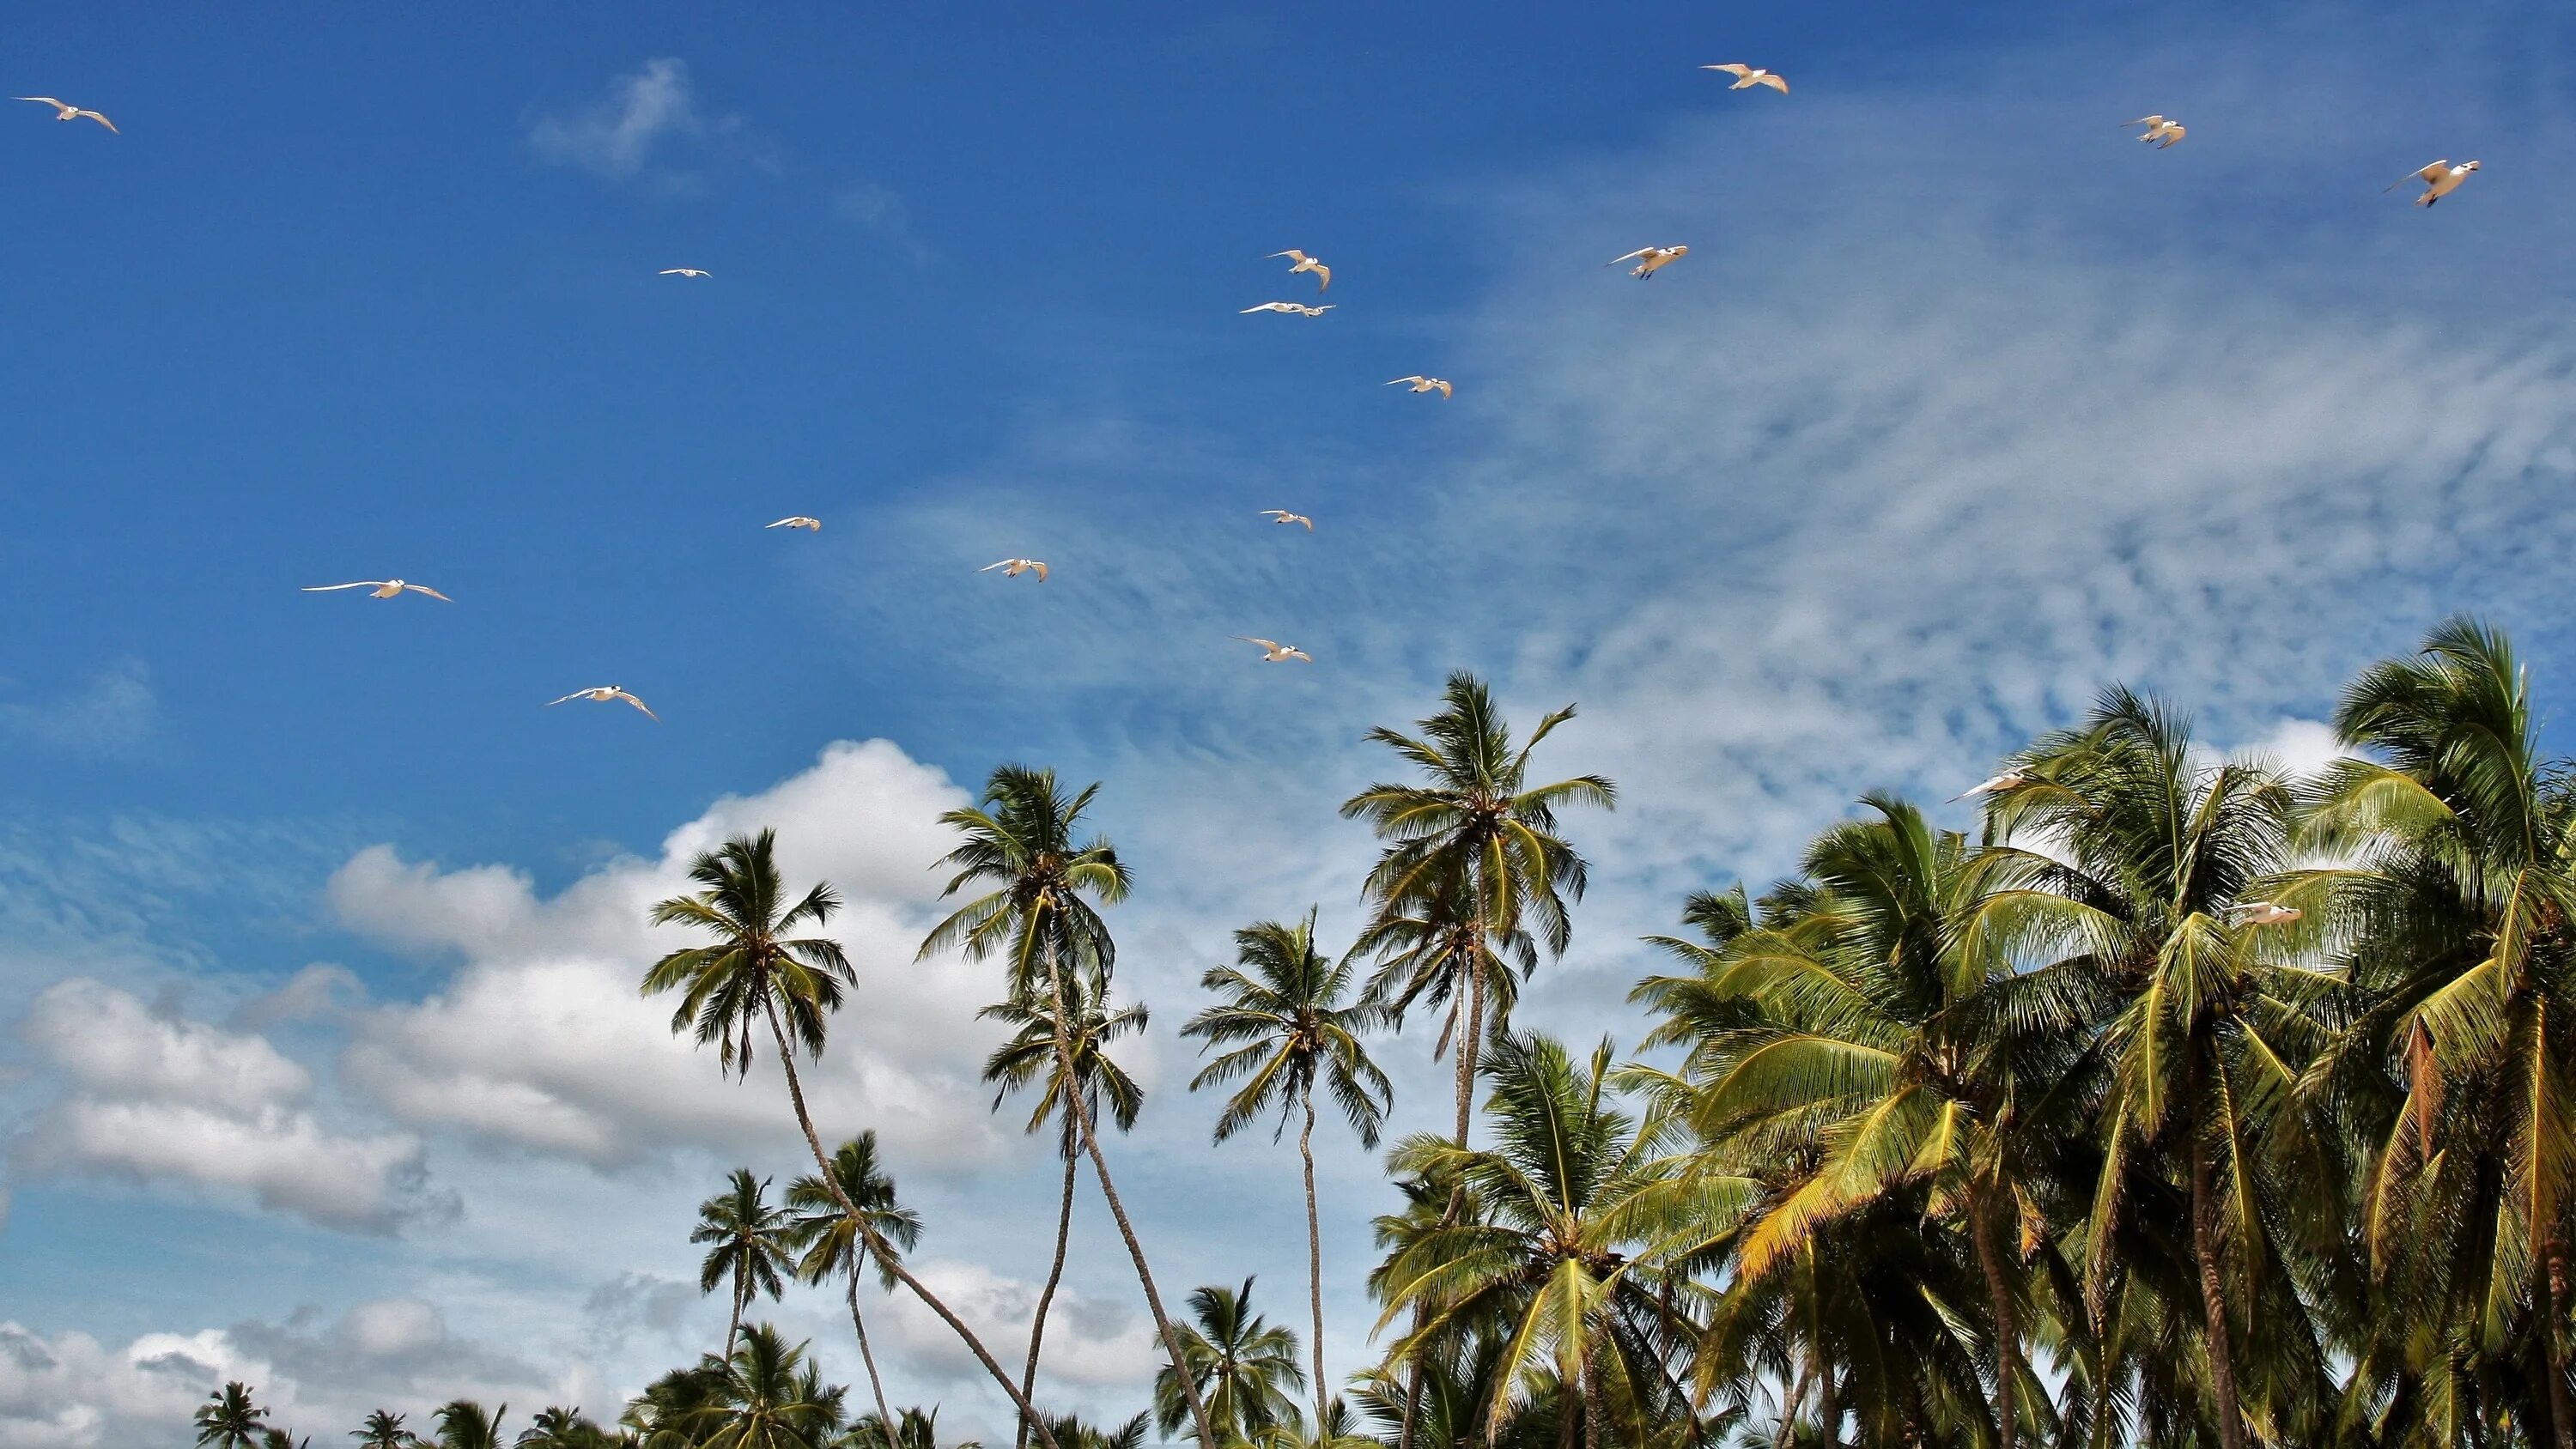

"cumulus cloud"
[336, 740, 1026, 1171]
[9, 979, 447, 1234]
[880, 1258, 1161, 1395]
[527, 57, 767, 188]
[0, 660, 159, 761]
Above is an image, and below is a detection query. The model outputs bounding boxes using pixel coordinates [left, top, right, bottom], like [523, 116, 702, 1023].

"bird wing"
[1311, 263, 1330, 291]
[1433, 379, 1453, 397]
[1702, 64, 1753, 77]
[80, 110, 117, 131]
[1267, 250, 1307, 262]
[404, 585, 454, 602]
[2387, 161, 2448, 191]
[544, 692, 586, 707]
[1387, 376, 1427, 386]
[1605, 249, 1650, 266]
[615, 692, 660, 719]
[1240, 303, 1279, 312]
[15, 97, 65, 106]
[2123, 115, 2165, 127]
[977, 561, 1012, 572]
[1296, 516, 1314, 530]
[1758, 73, 1789, 92]
[2156, 124, 2184, 146]
[1260, 509, 1287, 518]
[1235, 636, 1281, 651]
[301, 582, 382, 592]
[1030, 562, 1048, 581]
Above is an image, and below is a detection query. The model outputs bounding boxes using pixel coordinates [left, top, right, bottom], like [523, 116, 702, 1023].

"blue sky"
[9, 1, 2576, 1442]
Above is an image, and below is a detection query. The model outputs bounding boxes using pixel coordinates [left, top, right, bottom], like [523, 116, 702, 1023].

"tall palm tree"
[2300, 616, 2576, 1449]
[920, 764, 1216, 1449]
[350, 1410, 421, 1449]
[197, 1383, 271, 1448]
[696, 1168, 793, 1360]
[1183, 910, 1393, 1432]
[1340, 673, 1614, 1155]
[429, 1401, 508, 1449]
[1988, 687, 2336, 1449]
[1153, 1277, 1309, 1446]
[645, 829, 1062, 1449]
[515, 1407, 614, 1447]
[684, 1323, 847, 1449]
[980, 966, 1149, 1449]
[787, 1132, 922, 1440]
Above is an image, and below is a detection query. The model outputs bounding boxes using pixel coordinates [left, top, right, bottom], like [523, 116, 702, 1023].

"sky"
[8, 0, 2576, 1443]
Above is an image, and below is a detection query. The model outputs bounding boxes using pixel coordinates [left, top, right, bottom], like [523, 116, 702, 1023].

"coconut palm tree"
[260, 1430, 311, 1449]
[515, 1408, 615, 1447]
[429, 1401, 508, 1449]
[622, 1363, 727, 1449]
[646, 829, 1061, 1449]
[980, 967, 1149, 1449]
[842, 1405, 972, 1449]
[351, 1410, 422, 1449]
[1033, 1411, 1149, 1449]
[786, 1132, 921, 1440]
[1182, 910, 1393, 1432]
[1152, 1277, 1309, 1446]
[197, 1383, 272, 1448]
[696, 1168, 793, 1360]
[1340, 673, 1614, 1155]
[683, 1323, 846, 1449]
[920, 765, 1216, 1449]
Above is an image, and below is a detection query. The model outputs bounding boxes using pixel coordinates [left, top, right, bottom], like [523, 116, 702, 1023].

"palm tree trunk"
[1772, 1361, 1813, 1449]
[761, 1000, 1065, 1449]
[2189, 1087, 2251, 1449]
[1018, 1149, 1080, 1449]
[849, 1271, 897, 1438]
[1302, 1096, 1330, 1437]
[1971, 1189, 2020, 1449]
[1039, 933, 1220, 1449]
[2548, 1236, 2575, 1449]
[726, 1270, 745, 1361]
[1817, 1360, 1838, 1449]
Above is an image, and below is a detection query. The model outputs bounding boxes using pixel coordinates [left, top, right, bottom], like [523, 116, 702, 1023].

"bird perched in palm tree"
[981, 967, 1148, 1449]
[694, 1168, 792, 1361]
[1184, 910, 1391, 1434]
[196, 1383, 272, 1448]
[645, 829, 1062, 1449]
[1153, 1278, 1309, 1446]
[428, 1400, 508, 1449]
[922, 766, 1218, 1449]
[785, 1132, 921, 1440]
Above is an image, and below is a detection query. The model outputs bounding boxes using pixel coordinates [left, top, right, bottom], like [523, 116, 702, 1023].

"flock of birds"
[15, 63, 2490, 720]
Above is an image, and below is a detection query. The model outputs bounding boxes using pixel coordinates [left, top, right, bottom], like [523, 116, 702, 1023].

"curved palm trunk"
[1971, 1190, 2021, 1449]
[1302, 1097, 1330, 1437]
[848, 1271, 897, 1438]
[1041, 933, 1220, 1449]
[761, 1000, 1064, 1449]
[2190, 1085, 2251, 1449]
[1018, 1151, 1081, 1449]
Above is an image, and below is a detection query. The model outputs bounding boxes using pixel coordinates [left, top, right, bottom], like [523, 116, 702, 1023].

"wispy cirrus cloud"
[0, 659, 161, 761]
[527, 58, 771, 191]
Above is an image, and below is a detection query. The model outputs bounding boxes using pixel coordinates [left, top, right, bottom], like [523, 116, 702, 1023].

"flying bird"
[659, 268, 711, 278]
[1242, 302, 1334, 317]
[766, 517, 822, 531]
[1606, 246, 1689, 279]
[1387, 375, 1454, 398]
[1948, 772, 2026, 803]
[980, 558, 1049, 581]
[2230, 901, 2303, 926]
[1702, 64, 1789, 94]
[547, 686, 659, 720]
[2387, 159, 2481, 206]
[2124, 115, 2186, 148]
[302, 579, 453, 602]
[1267, 250, 1331, 292]
[15, 96, 116, 131]
[1260, 510, 1315, 530]
[1234, 636, 1313, 663]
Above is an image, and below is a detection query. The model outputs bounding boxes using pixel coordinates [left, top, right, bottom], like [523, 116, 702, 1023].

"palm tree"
[1153, 1277, 1309, 1446]
[980, 966, 1149, 1449]
[696, 1168, 793, 1360]
[430, 1401, 508, 1449]
[1340, 673, 1614, 1155]
[351, 1410, 422, 1449]
[1374, 1034, 1710, 1449]
[260, 1430, 312, 1449]
[1183, 910, 1392, 1432]
[197, 1383, 271, 1448]
[645, 829, 1062, 1449]
[1988, 687, 2336, 1449]
[622, 1363, 727, 1449]
[787, 1132, 922, 1439]
[920, 764, 1216, 1449]
[515, 1408, 615, 1447]
[842, 1405, 972, 1449]
[1032, 1411, 1148, 1449]
[685, 1323, 846, 1449]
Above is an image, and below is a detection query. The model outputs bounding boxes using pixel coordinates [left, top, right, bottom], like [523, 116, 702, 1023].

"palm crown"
[642, 828, 857, 1079]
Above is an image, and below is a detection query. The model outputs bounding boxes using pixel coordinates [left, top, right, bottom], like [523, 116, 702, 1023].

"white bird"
[980, 558, 1049, 581]
[1242, 301, 1334, 317]
[1234, 636, 1313, 663]
[659, 268, 711, 278]
[1386, 375, 1454, 398]
[1702, 64, 1789, 94]
[15, 96, 116, 131]
[766, 516, 822, 531]
[2230, 901, 2303, 926]
[2387, 159, 2482, 206]
[2124, 115, 2186, 148]
[1606, 246, 1689, 279]
[1948, 772, 2026, 803]
[547, 685, 659, 720]
[1261, 510, 1315, 531]
[1267, 249, 1331, 292]
[301, 579, 453, 602]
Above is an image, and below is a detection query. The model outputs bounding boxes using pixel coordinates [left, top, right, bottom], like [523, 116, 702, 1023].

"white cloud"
[0, 660, 159, 761]
[9, 979, 444, 1234]
[880, 1258, 1161, 1395]
[337, 740, 1026, 1171]
[527, 57, 765, 188]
